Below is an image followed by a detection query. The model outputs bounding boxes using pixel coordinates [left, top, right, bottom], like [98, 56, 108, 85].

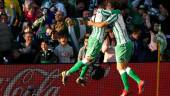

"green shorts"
[86, 37, 102, 61]
[115, 41, 133, 64]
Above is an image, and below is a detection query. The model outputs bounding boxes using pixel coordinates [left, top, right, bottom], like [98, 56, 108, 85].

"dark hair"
[41, 40, 49, 44]
[131, 25, 141, 34]
[105, 1, 120, 9]
[83, 35, 89, 42]
[23, 32, 33, 36]
[58, 33, 68, 39]
[160, 2, 169, 13]
[95, 0, 105, 8]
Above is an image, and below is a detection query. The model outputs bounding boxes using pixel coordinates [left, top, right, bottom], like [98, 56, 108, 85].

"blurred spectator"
[158, 3, 170, 50]
[158, 3, 168, 22]
[130, 26, 146, 62]
[65, 17, 80, 54]
[41, 7, 55, 24]
[146, 22, 159, 62]
[102, 29, 116, 63]
[142, 8, 151, 30]
[34, 40, 57, 64]
[148, 30, 157, 52]
[121, 0, 144, 34]
[32, 14, 48, 41]
[42, 0, 67, 17]
[49, 30, 59, 49]
[0, 0, 3, 10]
[17, 22, 33, 43]
[54, 10, 68, 35]
[13, 32, 37, 63]
[0, 13, 13, 63]
[54, 34, 75, 63]
[23, 2, 38, 23]
[78, 34, 89, 61]
[152, 22, 167, 61]
[75, 1, 86, 17]
[68, 0, 76, 8]
[83, 10, 90, 18]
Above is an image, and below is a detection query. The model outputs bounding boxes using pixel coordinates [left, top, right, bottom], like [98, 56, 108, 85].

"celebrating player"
[61, 3, 120, 86]
[88, 1, 144, 96]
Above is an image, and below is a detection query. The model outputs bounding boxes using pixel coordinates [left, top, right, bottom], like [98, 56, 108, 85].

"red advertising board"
[0, 62, 169, 96]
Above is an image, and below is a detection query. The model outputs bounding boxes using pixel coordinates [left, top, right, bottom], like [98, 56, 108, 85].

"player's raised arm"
[87, 13, 119, 28]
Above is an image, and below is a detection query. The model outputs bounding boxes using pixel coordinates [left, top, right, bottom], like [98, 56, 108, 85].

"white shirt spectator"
[54, 44, 74, 63]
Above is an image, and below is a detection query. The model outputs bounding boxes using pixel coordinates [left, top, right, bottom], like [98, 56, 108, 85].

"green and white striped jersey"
[100, 9, 130, 45]
[90, 8, 108, 43]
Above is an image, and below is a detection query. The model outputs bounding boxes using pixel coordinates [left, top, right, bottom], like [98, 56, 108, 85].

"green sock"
[67, 61, 84, 76]
[79, 65, 88, 78]
[120, 70, 129, 91]
[126, 67, 141, 84]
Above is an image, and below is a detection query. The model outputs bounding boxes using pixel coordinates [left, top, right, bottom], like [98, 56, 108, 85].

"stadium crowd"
[0, 0, 169, 64]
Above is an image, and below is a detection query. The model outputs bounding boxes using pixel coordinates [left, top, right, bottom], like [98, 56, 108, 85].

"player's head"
[96, 1, 105, 9]
[105, 1, 120, 10]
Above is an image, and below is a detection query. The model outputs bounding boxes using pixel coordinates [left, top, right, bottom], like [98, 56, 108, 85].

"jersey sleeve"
[99, 9, 120, 24]
[100, 9, 121, 16]
[105, 14, 118, 24]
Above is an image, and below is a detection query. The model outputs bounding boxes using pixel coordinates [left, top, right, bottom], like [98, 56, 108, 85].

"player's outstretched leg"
[76, 65, 88, 86]
[61, 71, 67, 85]
[138, 80, 145, 94]
[76, 77, 87, 87]
[61, 61, 85, 85]
[120, 89, 131, 96]
[125, 67, 145, 94]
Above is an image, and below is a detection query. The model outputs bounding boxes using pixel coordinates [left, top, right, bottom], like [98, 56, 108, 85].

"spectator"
[34, 40, 57, 64]
[102, 29, 116, 63]
[153, 22, 167, 61]
[54, 34, 75, 63]
[65, 17, 80, 55]
[23, 3, 38, 23]
[130, 26, 146, 62]
[17, 22, 33, 43]
[78, 34, 89, 61]
[75, 1, 86, 17]
[42, 0, 67, 17]
[49, 30, 59, 49]
[54, 10, 68, 35]
[158, 3, 170, 50]
[147, 22, 159, 62]
[142, 8, 151, 30]
[13, 32, 37, 63]
[0, 13, 13, 63]
[83, 10, 90, 18]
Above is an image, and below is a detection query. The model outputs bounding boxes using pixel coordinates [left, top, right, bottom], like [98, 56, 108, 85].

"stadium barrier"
[0, 62, 169, 96]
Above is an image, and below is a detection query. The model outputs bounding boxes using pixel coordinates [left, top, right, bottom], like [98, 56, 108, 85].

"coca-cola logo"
[0, 68, 61, 96]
